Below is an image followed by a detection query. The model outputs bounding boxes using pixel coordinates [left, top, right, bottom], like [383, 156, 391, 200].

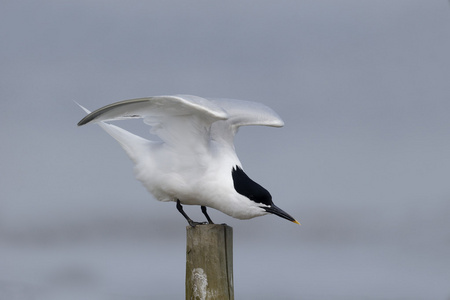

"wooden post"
[185, 224, 234, 300]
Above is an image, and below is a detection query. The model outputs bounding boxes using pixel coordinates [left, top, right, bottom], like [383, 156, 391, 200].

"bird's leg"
[201, 206, 214, 224]
[176, 199, 206, 227]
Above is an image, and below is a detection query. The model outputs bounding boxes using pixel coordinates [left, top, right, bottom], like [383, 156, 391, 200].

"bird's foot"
[187, 220, 208, 227]
[201, 206, 214, 224]
[177, 201, 216, 227]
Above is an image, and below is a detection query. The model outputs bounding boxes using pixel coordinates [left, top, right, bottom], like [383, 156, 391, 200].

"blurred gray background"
[1, 1, 450, 299]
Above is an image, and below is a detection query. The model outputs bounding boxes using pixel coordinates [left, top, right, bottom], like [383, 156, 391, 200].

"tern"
[77, 95, 299, 226]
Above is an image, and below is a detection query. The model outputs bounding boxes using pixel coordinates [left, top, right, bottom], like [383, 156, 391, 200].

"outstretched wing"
[78, 95, 229, 150]
[209, 98, 284, 128]
[77, 95, 283, 152]
[77, 95, 228, 125]
[206, 98, 284, 145]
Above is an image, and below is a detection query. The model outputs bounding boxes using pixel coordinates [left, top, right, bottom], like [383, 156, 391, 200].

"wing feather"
[77, 95, 228, 126]
[206, 98, 284, 145]
[208, 98, 284, 128]
[77, 95, 283, 151]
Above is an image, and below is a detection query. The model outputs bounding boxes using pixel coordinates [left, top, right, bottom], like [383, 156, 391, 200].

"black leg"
[201, 206, 214, 224]
[176, 200, 206, 227]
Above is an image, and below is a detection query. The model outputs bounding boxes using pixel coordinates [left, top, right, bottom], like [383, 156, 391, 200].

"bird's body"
[78, 95, 299, 225]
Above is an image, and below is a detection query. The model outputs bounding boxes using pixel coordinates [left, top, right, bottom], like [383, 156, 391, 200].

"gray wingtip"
[75, 101, 93, 126]
[77, 118, 89, 126]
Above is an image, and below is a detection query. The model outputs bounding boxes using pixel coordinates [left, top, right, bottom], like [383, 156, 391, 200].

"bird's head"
[232, 166, 300, 225]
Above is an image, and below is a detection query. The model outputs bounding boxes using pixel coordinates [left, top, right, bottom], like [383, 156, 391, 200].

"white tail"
[76, 102, 153, 164]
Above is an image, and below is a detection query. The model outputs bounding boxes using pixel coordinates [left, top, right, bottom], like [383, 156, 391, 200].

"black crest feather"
[232, 166, 272, 206]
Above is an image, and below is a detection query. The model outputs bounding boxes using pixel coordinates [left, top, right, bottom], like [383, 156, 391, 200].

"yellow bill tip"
[292, 220, 301, 225]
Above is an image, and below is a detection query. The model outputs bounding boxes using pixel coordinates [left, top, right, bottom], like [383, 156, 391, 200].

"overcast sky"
[1, 1, 450, 299]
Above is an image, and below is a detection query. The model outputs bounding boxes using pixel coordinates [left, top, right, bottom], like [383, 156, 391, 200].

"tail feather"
[77, 102, 153, 163]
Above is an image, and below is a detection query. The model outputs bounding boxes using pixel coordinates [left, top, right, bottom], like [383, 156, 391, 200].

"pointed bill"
[264, 204, 300, 225]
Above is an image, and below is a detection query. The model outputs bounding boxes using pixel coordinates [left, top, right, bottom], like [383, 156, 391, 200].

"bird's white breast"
[131, 139, 267, 219]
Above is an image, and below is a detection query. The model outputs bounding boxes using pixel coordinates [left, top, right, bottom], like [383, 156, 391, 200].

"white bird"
[77, 95, 299, 226]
